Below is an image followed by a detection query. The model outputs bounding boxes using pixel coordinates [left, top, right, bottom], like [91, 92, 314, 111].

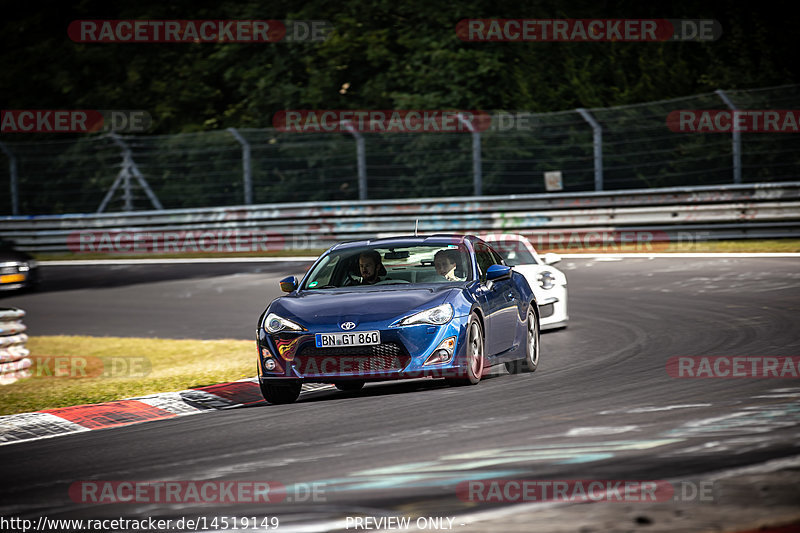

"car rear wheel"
[259, 381, 302, 404]
[505, 307, 539, 374]
[447, 315, 484, 386]
[334, 381, 365, 392]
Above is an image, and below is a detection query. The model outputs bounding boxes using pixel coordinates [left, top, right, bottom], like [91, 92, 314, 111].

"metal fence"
[1, 84, 799, 216]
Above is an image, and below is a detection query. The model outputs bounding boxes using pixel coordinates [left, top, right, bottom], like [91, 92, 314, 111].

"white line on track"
[599, 404, 712, 415]
[565, 426, 639, 436]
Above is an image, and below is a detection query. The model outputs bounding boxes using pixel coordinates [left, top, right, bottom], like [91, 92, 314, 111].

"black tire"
[505, 307, 539, 374]
[446, 314, 485, 386]
[259, 381, 302, 404]
[334, 381, 365, 392]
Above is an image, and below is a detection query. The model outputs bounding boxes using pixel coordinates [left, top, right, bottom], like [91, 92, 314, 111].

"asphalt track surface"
[1, 257, 799, 531]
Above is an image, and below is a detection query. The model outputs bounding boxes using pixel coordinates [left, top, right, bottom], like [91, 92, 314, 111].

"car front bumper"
[257, 317, 472, 383]
[538, 287, 568, 330]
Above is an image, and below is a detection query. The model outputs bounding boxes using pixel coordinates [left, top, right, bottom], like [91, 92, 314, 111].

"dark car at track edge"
[0, 238, 39, 293]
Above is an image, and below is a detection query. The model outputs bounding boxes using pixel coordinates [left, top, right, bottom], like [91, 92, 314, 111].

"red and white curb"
[0, 380, 332, 446]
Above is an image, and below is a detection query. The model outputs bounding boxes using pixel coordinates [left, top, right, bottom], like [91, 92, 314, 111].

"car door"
[474, 244, 518, 355]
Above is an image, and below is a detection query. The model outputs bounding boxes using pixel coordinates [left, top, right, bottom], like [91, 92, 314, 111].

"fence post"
[457, 113, 482, 196]
[227, 128, 253, 205]
[715, 89, 742, 185]
[576, 108, 603, 191]
[0, 142, 19, 215]
[99, 134, 163, 212]
[341, 121, 367, 200]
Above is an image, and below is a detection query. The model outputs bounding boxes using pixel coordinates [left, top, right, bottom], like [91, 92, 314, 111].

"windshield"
[302, 244, 473, 289]
[488, 240, 537, 266]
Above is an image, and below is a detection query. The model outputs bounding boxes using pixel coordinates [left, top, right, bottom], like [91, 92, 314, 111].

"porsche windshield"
[302, 244, 473, 289]
[489, 241, 537, 266]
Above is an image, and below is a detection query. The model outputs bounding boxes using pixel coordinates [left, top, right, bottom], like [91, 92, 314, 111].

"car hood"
[269, 285, 460, 325]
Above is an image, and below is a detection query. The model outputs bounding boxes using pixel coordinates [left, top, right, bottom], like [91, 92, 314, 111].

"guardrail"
[1, 182, 799, 253]
[0, 308, 30, 385]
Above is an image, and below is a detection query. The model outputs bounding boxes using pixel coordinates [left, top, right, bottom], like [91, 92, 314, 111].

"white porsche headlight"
[264, 313, 305, 333]
[538, 271, 555, 290]
[399, 303, 454, 326]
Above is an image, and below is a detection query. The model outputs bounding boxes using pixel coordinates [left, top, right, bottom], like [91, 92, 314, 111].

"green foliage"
[3, 0, 796, 131]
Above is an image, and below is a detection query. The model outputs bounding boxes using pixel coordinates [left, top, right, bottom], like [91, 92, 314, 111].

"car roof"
[330, 234, 479, 251]
[483, 233, 526, 242]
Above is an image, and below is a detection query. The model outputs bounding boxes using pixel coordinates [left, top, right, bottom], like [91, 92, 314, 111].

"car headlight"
[399, 303, 453, 326]
[538, 271, 555, 290]
[263, 313, 305, 333]
[424, 336, 456, 365]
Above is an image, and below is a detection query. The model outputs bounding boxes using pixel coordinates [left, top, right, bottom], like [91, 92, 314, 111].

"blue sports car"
[256, 234, 540, 404]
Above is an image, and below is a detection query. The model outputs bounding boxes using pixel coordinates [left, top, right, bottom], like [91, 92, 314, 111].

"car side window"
[474, 244, 498, 283]
[489, 248, 505, 266]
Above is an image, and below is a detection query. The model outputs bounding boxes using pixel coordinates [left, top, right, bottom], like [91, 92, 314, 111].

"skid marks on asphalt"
[281, 439, 682, 496]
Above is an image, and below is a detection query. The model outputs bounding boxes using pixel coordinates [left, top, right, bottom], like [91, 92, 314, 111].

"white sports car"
[484, 234, 568, 330]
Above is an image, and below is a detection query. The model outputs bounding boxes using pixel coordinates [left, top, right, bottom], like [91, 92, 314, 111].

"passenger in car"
[434, 249, 466, 281]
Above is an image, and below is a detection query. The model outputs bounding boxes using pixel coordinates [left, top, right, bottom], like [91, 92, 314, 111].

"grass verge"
[0, 336, 256, 416]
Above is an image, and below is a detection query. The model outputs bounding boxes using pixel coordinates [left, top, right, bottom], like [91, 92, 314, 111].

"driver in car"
[359, 250, 386, 284]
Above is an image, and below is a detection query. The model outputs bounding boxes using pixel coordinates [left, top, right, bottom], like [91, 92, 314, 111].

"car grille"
[1, 265, 20, 275]
[294, 343, 410, 376]
[539, 303, 555, 318]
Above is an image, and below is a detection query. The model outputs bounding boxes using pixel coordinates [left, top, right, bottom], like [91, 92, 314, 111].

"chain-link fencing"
[1, 84, 798, 215]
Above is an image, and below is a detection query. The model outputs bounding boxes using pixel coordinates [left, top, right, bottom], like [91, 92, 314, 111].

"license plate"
[0, 274, 25, 284]
[315, 331, 380, 348]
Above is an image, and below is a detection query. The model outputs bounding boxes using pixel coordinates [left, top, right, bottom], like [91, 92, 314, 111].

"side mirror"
[486, 264, 512, 282]
[279, 276, 298, 292]
[542, 253, 562, 265]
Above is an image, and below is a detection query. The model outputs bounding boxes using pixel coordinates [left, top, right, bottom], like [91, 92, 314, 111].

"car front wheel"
[259, 380, 302, 404]
[447, 314, 484, 386]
